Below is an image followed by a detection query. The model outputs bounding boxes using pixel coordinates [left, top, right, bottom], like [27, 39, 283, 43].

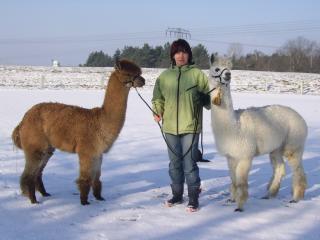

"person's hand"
[154, 114, 162, 122]
[199, 92, 210, 106]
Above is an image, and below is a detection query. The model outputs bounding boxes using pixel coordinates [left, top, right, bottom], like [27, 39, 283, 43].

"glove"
[199, 92, 210, 107]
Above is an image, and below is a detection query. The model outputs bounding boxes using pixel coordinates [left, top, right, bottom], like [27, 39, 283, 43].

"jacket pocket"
[185, 84, 197, 92]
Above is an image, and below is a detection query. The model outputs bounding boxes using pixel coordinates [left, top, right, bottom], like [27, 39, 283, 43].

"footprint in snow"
[118, 214, 142, 222]
[155, 193, 169, 199]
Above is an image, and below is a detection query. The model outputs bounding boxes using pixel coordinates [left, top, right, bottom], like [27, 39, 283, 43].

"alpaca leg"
[20, 150, 43, 204]
[36, 173, 50, 197]
[36, 147, 54, 197]
[286, 150, 307, 202]
[227, 157, 237, 202]
[234, 159, 252, 212]
[92, 155, 105, 201]
[77, 154, 93, 205]
[266, 149, 286, 198]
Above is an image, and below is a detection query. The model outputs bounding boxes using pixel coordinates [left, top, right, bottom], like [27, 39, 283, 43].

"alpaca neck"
[211, 87, 237, 133]
[102, 72, 130, 132]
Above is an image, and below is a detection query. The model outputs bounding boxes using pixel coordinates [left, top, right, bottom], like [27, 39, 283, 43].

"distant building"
[52, 60, 60, 67]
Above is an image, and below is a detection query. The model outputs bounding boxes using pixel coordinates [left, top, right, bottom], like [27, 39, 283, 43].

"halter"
[213, 68, 229, 86]
[123, 75, 140, 88]
[206, 68, 230, 95]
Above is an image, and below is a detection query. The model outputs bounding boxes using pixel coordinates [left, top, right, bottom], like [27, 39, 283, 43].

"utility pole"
[166, 27, 191, 39]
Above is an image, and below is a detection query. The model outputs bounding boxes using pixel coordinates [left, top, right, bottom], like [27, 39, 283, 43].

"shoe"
[186, 204, 199, 212]
[165, 184, 183, 207]
[165, 196, 183, 207]
[186, 186, 200, 212]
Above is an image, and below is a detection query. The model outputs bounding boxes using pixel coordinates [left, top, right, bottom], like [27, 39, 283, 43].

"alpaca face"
[209, 55, 232, 106]
[131, 75, 145, 88]
[118, 73, 145, 88]
[209, 66, 231, 87]
[115, 59, 145, 88]
[209, 54, 232, 88]
[209, 65, 231, 106]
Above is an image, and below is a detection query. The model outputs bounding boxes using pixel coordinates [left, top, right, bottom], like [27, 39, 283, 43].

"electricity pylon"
[166, 27, 191, 39]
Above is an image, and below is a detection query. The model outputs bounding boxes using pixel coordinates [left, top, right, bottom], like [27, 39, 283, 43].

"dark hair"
[170, 39, 193, 65]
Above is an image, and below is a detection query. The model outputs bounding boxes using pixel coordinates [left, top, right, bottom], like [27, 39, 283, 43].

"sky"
[1, 0, 320, 66]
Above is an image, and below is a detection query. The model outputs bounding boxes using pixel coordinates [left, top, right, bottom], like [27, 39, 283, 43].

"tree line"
[82, 37, 320, 73]
[230, 37, 320, 73]
[81, 43, 210, 69]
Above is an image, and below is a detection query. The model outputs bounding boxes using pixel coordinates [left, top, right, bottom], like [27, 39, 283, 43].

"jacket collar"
[171, 64, 195, 72]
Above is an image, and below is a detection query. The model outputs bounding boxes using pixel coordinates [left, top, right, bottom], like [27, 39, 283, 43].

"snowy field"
[1, 65, 320, 95]
[0, 86, 319, 240]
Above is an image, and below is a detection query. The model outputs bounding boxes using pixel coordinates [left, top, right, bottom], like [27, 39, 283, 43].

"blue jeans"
[165, 133, 201, 188]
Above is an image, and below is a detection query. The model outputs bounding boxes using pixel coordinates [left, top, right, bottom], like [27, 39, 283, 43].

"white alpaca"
[209, 55, 307, 211]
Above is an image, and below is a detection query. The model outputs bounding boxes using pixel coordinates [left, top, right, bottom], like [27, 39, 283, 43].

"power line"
[0, 20, 319, 45]
[191, 38, 280, 49]
[1, 20, 319, 62]
[192, 26, 320, 38]
[188, 20, 320, 32]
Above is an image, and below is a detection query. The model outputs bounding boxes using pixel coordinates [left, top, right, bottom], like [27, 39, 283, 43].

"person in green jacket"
[152, 39, 210, 212]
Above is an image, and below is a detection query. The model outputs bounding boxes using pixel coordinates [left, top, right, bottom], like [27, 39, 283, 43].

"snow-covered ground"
[0, 86, 319, 240]
[1, 65, 320, 95]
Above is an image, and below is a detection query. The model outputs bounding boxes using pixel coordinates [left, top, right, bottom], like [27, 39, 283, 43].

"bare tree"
[227, 42, 243, 60]
[281, 36, 317, 72]
[313, 44, 320, 72]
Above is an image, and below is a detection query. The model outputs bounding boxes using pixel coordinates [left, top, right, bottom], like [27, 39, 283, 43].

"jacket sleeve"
[152, 77, 165, 116]
[197, 70, 211, 110]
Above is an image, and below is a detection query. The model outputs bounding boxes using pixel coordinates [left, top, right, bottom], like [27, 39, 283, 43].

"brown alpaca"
[12, 59, 145, 205]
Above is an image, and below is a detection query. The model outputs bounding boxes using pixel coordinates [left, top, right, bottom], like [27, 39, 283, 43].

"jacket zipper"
[176, 67, 182, 135]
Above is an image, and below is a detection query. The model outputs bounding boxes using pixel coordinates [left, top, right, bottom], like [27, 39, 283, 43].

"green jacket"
[152, 64, 210, 135]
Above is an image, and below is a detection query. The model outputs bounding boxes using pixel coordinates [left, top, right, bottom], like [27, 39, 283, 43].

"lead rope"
[134, 69, 228, 160]
[134, 88, 200, 160]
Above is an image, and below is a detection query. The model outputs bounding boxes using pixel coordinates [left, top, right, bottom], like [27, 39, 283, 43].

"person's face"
[174, 51, 189, 66]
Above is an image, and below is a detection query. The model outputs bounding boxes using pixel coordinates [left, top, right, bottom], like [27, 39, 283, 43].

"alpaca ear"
[212, 87, 222, 106]
[115, 59, 121, 70]
[210, 54, 215, 65]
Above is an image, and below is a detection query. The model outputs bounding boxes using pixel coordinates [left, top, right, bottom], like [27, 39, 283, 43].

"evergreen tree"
[84, 51, 105, 67]
[149, 46, 163, 68]
[140, 43, 152, 67]
[84, 51, 113, 67]
[104, 54, 114, 66]
[192, 44, 210, 69]
[121, 46, 141, 64]
[113, 49, 121, 63]
[157, 42, 171, 68]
